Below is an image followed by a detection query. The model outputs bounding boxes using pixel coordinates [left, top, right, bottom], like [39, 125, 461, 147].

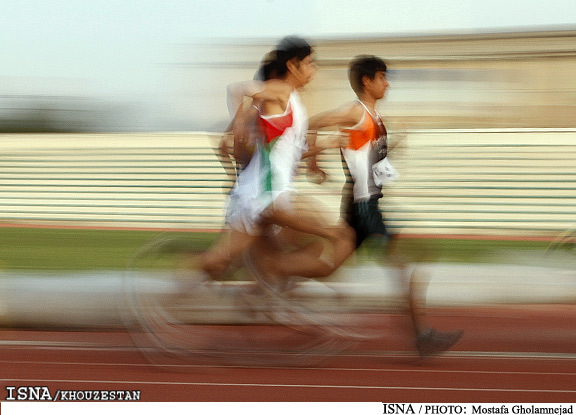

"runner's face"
[291, 55, 317, 87]
[366, 71, 389, 99]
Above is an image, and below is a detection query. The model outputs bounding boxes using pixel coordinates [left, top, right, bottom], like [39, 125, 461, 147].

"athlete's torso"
[340, 101, 388, 202]
[258, 91, 308, 150]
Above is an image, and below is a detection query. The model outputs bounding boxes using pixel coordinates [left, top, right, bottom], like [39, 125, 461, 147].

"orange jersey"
[340, 102, 388, 202]
[342, 109, 381, 151]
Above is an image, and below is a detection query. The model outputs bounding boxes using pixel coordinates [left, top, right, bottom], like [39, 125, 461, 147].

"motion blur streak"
[1, 30, 575, 132]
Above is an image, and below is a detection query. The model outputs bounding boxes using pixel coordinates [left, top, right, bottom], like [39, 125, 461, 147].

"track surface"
[1, 305, 575, 403]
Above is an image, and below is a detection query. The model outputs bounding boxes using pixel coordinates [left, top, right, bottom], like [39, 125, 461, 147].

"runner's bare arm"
[308, 102, 363, 130]
[226, 80, 265, 118]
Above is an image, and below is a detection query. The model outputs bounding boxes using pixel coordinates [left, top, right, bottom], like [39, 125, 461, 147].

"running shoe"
[416, 328, 463, 357]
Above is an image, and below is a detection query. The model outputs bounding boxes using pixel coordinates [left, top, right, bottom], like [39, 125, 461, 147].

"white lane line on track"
[0, 378, 575, 394]
[443, 351, 576, 360]
[2, 359, 576, 377]
[0, 341, 125, 348]
[3, 343, 576, 362]
[0, 360, 576, 376]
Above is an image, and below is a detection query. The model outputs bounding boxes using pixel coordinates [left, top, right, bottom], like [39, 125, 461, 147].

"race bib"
[372, 157, 399, 186]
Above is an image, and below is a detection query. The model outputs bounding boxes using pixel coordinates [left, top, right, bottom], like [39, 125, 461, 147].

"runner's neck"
[356, 99, 378, 118]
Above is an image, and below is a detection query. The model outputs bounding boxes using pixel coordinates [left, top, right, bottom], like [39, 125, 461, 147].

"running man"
[199, 36, 354, 284]
[308, 55, 463, 357]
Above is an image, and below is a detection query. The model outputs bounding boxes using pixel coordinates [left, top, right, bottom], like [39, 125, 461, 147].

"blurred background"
[1, 4, 576, 395]
[0, 0, 574, 335]
[1, 1, 575, 238]
[0, 0, 575, 264]
[1, 0, 575, 133]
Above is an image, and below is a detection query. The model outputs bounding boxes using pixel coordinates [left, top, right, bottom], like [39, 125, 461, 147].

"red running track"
[1, 305, 575, 403]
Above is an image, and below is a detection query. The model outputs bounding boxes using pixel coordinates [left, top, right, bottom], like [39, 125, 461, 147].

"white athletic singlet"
[226, 91, 308, 235]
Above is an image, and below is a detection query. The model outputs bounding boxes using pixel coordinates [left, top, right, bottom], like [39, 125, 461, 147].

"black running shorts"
[345, 195, 391, 248]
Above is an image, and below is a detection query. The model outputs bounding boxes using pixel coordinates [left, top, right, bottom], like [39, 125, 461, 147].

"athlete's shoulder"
[253, 80, 292, 108]
[339, 101, 367, 127]
[347, 101, 366, 120]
